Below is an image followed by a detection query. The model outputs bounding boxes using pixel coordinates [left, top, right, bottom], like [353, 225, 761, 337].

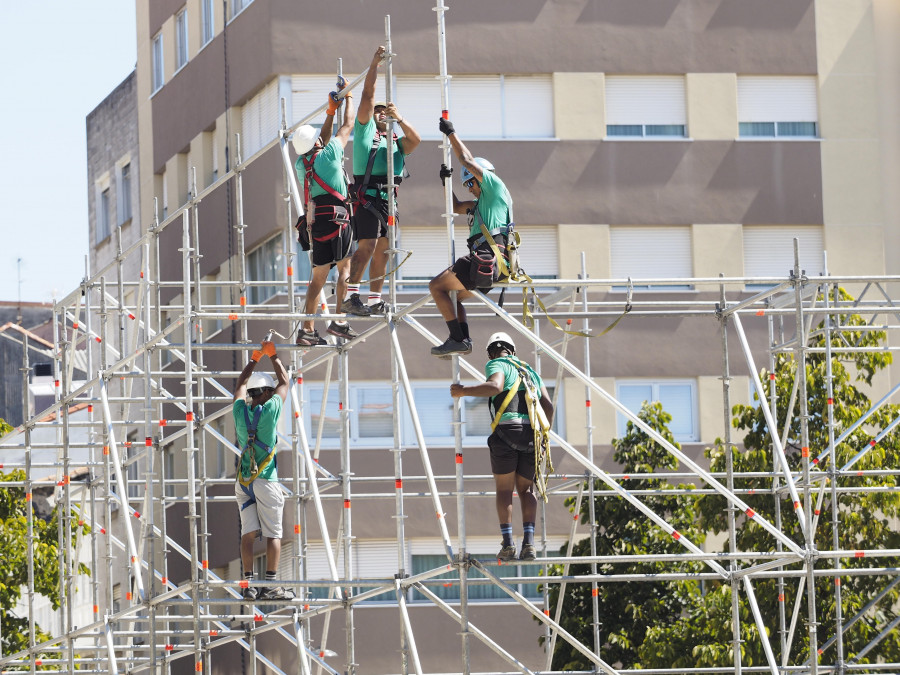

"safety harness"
[237, 405, 276, 489]
[299, 149, 351, 244]
[352, 129, 403, 228]
[488, 356, 554, 502]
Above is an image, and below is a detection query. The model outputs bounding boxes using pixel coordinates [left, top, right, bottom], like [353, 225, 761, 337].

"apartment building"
[82, 0, 900, 672]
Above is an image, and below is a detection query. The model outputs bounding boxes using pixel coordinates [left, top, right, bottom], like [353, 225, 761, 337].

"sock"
[446, 319, 464, 342]
[523, 522, 535, 546]
[244, 571, 255, 580]
[348, 284, 360, 296]
[460, 322, 470, 340]
[265, 570, 277, 582]
[500, 523, 513, 547]
[368, 293, 382, 305]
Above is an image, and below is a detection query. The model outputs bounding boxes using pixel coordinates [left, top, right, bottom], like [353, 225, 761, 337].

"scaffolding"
[2, 7, 900, 675]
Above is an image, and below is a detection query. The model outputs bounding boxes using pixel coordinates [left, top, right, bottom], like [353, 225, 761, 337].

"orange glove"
[261, 341, 277, 357]
[250, 350, 263, 363]
[326, 91, 340, 116]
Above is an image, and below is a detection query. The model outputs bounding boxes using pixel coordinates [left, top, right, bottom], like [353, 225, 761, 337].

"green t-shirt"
[352, 117, 406, 200]
[294, 139, 348, 200]
[233, 395, 283, 481]
[470, 170, 513, 239]
[485, 356, 543, 425]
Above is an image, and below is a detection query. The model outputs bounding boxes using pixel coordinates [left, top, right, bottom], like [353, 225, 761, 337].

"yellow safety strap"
[365, 248, 414, 284]
[490, 373, 522, 432]
[238, 445, 276, 487]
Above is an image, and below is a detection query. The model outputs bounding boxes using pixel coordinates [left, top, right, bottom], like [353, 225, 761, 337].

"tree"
[543, 401, 707, 670]
[547, 290, 900, 668]
[0, 462, 90, 667]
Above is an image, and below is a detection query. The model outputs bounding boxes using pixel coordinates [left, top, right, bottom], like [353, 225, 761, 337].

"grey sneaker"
[242, 585, 259, 601]
[327, 321, 358, 340]
[519, 544, 536, 561]
[368, 300, 386, 315]
[261, 586, 294, 600]
[341, 293, 372, 316]
[431, 337, 473, 358]
[296, 329, 327, 346]
[497, 544, 518, 562]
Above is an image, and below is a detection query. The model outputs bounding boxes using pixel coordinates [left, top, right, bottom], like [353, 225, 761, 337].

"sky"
[0, 3, 137, 305]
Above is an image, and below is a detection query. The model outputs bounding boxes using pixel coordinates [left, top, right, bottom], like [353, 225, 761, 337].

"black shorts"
[487, 425, 535, 478]
[353, 195, 396, 241]
[451, 253, 497, 293]
[311, 198, 352, 268]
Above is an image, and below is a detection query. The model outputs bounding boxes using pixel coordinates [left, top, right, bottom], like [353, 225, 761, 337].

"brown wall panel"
[400, 139, 824, 227]
[148, 0, 184, 36]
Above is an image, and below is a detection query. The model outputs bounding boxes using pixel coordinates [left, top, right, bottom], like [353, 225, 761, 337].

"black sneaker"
[368, 300, 386, 315]
[261, 586, 295, 600]
[296, 329, 327, 346]
[242, 585, 259, 601]
[431, 337, 473, 358]
[519, 544, 536, 561]
[497, 544, 518, 562]
[341, 293, 372, 316]
[327, 321, 358, 340]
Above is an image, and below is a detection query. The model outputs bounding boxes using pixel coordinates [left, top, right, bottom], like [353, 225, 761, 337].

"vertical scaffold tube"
[234, 134, 249, 346]
[181, 209, 203, 672]
[719, 278, 743, 675]
[384, 17, 398, 312]
[339, 348, 356, 674]
[22, 334, 37, 662]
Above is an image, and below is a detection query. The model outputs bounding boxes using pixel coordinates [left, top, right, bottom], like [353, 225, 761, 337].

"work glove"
[335, 75, 347, 90]
[250, 350, 263, 363]
[261, 340, 277, 357]
[327, 91, 340, 116]
[439, 117, 455, 137]
[439, 163, 453, 186]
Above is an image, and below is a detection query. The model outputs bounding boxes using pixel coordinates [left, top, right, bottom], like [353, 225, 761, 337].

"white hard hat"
[461, 157, 495, 185]
[291, 125, 319, 155]
[247, 372, 276, 391]
[486, 332, 516, 354]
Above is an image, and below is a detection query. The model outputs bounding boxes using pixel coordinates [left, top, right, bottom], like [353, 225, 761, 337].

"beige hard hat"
[374, 101, 387, 109]
[291, 125, 319, 155]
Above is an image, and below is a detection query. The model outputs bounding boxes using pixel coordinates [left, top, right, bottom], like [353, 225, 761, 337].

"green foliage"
[547, 289, 900, 668]
[543, 402, 705, 670]
[0, 469, 91, 664]
[0, 416, 12, 437]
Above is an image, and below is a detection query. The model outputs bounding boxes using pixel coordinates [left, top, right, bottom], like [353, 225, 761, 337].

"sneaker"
[341, 293, 372, 316]
[296, 329, 327, 346]
[497, 544, 518, 562]
[368, 300, 386, 315]
[519, 544, 536, 561]
[242, 585, 259, 601]
[431, 337, 473, 358]
[327, 321, 358, 340]
[260, 586, 295, 600]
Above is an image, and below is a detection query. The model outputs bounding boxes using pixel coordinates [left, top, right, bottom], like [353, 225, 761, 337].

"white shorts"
[235, 478, 284, 539]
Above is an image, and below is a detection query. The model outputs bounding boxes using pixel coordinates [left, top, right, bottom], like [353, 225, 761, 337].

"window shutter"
[610, 226, 692, 280]
[395, 77, 443, 140]
[606, 76, 686, 126]
[453, 77, 503, 138]
[258, 80, 280, 152]
[742, 226, 824, 278]
[241, 95, 260, 158]
[400, 226, 468, 279]
[291, 75, 336, 126]
[737, 77, 818, 123]
[516, 226, 558, 277]
[503, 76, 554, 138]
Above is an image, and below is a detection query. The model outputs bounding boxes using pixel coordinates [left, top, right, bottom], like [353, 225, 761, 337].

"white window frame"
[246, 233, 287, 305]
[610, 225, 693, 291]
[605, 76, 687, 139]
[201, 0, 215, 46]
[175, 9, 189, 72]
[151, 32, 164, 93]
[737, 76, 818, 139]
[230, 0, 253, 22]
[616, 380, 699, 443]
[117, 160, 132, 225]
[97, 182, 111, 243]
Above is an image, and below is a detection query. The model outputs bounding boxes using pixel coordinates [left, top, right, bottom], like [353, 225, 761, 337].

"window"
[610, 226, 692, 290]
[118, 163, 132, 224]
[230, 0, 253, 20]
[742, 225, 824, 283]
[411, 554, 543, 602]
[201, 0, 215, 46]
[394, 75, 554, 140]
[164, 449, 176, 498]
[616, 380, 698, 442]
[398, 225, 559, 289]
[98, 188, 111, 242]
[738, 76, 818, 138]
[151, 33, 164, 93]
[125, 439, 142, 500]
[175, 10, 189, 71]
[247, 234, 286, 305]
[606, 76, 687, 138]
[241, 79, 279, 159]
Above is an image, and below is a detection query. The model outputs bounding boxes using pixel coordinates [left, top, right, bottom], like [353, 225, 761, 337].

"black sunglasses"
[464, 178, 476, 189]
[248, 387, 270, 398]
